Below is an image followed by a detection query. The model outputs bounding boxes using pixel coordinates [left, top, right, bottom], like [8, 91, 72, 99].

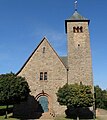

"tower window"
[78, 44, 80, 47]
[77, 26, 80, 33]
[73, 27, 76, 33]
[80, 81, 83, 85]
[73, 26, 83, 33]
[80, 26, 83, 32]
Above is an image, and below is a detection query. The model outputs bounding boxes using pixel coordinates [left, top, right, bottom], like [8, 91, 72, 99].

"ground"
[0, 107, 107, 120]
[0, 114, 106, 120]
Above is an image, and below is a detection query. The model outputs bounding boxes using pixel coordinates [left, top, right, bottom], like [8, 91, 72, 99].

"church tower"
[65, 1, 93, 86]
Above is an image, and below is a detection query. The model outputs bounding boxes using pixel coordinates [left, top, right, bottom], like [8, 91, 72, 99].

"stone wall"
[14, 18, 94, 119]
[15, 38, 67, 117]
[67, 22, 93, 86]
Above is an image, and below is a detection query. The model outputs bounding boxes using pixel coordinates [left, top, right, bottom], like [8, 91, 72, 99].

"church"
[13, 2, 93, 119]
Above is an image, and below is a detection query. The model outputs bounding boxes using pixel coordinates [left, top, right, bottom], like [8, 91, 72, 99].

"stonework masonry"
[13, 10, 93, 119]
[19, 39, 67, 115]
[67, 22, 93, 86]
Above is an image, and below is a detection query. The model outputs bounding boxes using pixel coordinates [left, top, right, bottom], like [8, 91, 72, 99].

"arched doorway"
[38, 96, 49, 113]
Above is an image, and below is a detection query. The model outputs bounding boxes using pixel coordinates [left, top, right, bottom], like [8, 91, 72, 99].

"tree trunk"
[77, 116, 79, 120]
[5, 105, 8, 119]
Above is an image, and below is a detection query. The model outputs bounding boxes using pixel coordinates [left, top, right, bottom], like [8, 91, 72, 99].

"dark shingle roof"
[65, 11, 90, 33]
[68, 11, 88, 20]
[60, 56, 68, 68]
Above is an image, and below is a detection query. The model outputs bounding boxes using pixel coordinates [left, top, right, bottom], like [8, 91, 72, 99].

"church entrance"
[38, 96, 49, 112]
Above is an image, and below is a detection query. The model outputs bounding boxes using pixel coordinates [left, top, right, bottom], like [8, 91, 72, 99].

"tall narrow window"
[40, 72, 48, 80]
[43, 47, 45, 53]
[44, 72, 47, 80]
[73, 26, 83, 33]
[73, 27, 76, 33]
[77, 26, 79, 33]
[80, 81, 83, 85]
[40, 72, 43, 80]
[80, 26, 83, 32]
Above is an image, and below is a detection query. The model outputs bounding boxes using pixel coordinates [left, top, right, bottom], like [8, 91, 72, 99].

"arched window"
[73, 26, 83, 33]
[73, 27, 76, 33]
[80, 26, 83, 33]
[77, 26, 80, 33]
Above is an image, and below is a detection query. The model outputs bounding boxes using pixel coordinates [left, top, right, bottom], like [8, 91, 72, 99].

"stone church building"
[14, 5, 93, 119]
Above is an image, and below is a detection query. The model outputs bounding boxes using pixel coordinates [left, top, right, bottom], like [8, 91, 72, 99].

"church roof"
[60, 56, 68, 68]
[68, 11, 88, 20]
[65, 11, 90, 33]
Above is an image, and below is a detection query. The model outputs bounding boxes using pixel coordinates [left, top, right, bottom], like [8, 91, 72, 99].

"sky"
[0, 0, 107, 89]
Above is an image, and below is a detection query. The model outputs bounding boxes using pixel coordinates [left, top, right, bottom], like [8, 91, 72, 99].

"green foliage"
[0, 105, 13, 109]
[94, 85, 107, 110]
[0, 73, 30, 105]
[56, 83, 94, 108]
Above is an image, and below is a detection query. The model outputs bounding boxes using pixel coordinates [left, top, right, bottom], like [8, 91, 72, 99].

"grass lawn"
[0, 105, 13, 109]
[0, 116, 18, 120]
[54, 115, 98, 120]
[0, 105, 19, 119]
[0, 114, 19, 120]
[54, 116, 71, 120]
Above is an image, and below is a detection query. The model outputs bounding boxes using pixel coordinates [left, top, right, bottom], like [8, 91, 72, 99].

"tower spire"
[74, 0, 78, 11]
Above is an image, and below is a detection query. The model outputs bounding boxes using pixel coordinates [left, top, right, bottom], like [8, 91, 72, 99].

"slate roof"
[65, 11, 90, 33]
[68, 11, 88, 20]
[60, 56, 68, 68]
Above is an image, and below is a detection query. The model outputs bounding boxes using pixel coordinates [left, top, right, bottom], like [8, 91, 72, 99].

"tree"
[56, 83, 94, 119]
[0, 73, 30, 118]
[57, 83, 93, 108]
[94, 85, 107, 110]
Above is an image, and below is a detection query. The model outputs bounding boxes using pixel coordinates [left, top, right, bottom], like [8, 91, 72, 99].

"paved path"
[97, 115, 107, 120]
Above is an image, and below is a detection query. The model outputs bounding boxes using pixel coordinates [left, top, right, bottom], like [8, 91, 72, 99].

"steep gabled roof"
[68, 11, 88, 20]
[17, 37, 67, 75]
[16, 38, 45, 75]
[65, 11, 90, 33]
